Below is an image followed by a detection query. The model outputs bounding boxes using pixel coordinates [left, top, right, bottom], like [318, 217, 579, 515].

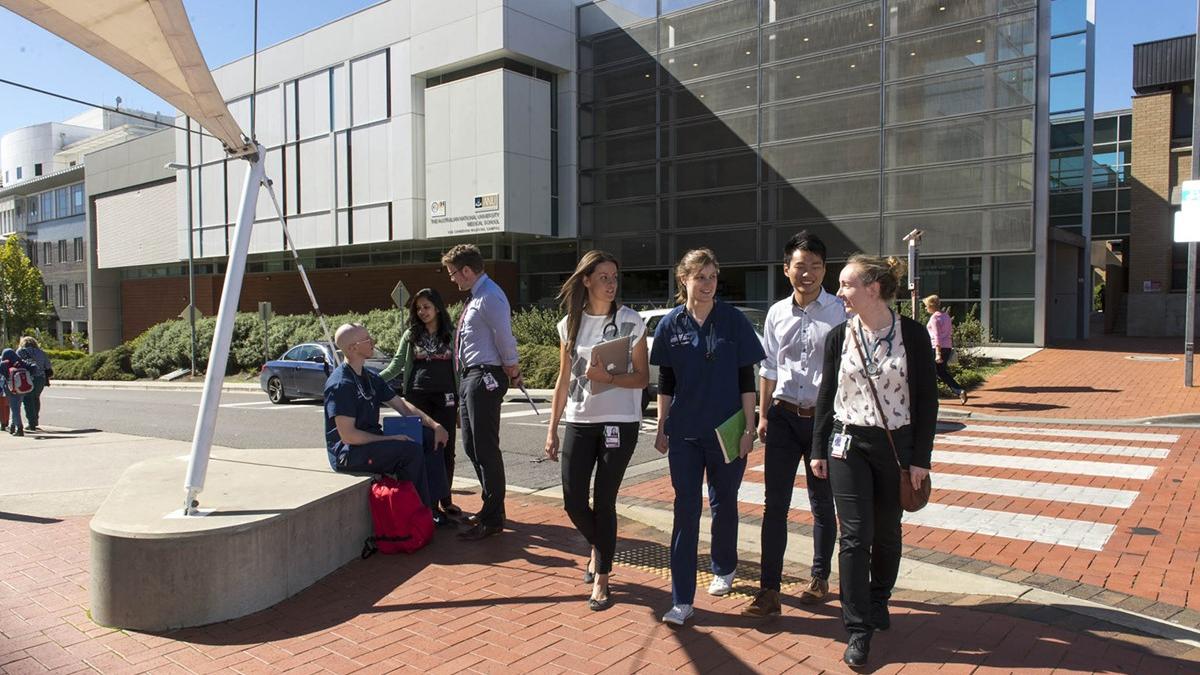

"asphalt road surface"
[38, 386, 666, 491]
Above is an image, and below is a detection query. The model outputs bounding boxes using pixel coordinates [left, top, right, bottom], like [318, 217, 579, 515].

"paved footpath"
[2, 490, 1199, 674]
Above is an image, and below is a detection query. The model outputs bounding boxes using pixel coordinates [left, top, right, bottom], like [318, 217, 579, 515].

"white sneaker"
[707, 571, 735, 596]
[662, 603, 694, 625]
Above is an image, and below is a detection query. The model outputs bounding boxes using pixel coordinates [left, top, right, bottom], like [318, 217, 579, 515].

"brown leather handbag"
[849, 322, 931, 512]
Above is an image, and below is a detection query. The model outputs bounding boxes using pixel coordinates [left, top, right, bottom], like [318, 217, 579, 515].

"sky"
[0, 0, 1195, 131]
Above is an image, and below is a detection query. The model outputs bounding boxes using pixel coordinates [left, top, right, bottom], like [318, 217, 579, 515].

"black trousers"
[935, 348, 964, 394]
[560, 421, 639, 575]
[406, 389, 458, 507]
[338, 438, 429, 506]
[459, 366, 508, 527]
[760, 403, 837, 589]
[828, 423, 909, 636]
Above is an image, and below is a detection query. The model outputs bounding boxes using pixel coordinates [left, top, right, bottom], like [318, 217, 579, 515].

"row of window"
[25, 183, 85, 225]
[43, 283, 86, 309]
[25, 237, 84, 266]
[2, 163, 47, 185]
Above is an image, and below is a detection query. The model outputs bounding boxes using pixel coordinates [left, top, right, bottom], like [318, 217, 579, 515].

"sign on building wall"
[428, 194, 504, 237]
[1177, 180, 1200, 243]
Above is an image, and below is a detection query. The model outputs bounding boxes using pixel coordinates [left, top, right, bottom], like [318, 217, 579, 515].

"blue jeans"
[6, 394, 24, 431]
[667, 435, 746, 605]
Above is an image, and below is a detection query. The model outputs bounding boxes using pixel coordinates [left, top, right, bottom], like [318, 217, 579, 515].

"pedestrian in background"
[545, 250, 649, 612]
[0, 348, 36, 437]
[379, 288, 459, 526]
[923, 295, 968, 405]
[650, 248, 765, 626]
[742, 232, 843, 618]
[812, 254, 938, 668]
[443, 244, 521, 541]
[17, 336, 52, 431]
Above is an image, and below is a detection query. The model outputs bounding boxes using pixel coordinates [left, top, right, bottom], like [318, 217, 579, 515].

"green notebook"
[714, 409, 746, 463]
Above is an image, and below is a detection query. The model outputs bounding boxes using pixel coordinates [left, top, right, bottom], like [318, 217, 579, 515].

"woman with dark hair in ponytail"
[811, 254, 938, 668]
[379, 287, 459, 525]
[544, 250, 649, 612]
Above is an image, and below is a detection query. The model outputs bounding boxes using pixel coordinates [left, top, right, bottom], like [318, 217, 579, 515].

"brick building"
[1128, 34, 1197, 336]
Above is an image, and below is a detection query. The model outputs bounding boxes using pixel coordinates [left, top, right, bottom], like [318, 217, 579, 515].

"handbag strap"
[848, 320, 904, 471]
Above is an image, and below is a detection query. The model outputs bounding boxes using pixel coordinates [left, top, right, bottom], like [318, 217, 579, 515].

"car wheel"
[267, 376, 288, 404]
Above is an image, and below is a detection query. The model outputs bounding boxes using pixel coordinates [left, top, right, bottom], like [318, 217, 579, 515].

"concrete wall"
[0, 123, 94, 185]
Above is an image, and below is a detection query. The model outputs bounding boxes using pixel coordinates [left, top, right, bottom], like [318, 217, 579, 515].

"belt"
[773, 399, 814, 417]
[462, 364, 503, 374]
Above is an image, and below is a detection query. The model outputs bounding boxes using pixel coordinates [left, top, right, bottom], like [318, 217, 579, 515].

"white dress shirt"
[760, 288, 846, 408]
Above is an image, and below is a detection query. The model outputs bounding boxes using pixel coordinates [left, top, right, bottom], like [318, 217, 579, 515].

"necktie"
[454, 291, 472, 373]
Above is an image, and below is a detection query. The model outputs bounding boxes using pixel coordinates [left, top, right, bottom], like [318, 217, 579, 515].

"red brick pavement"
[954, 336, 1200, 419]
[1, 493, 1197, 674]
[626, 421, 1200, 614]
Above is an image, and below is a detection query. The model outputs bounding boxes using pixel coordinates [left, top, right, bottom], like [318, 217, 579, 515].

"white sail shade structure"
[0, 0, 249, 154]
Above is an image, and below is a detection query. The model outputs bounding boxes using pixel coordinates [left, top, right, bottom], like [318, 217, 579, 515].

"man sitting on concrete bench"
[325, 323, 450, 507]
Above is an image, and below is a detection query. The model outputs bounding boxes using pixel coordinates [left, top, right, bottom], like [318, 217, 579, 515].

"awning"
[0, 0, 249, 155]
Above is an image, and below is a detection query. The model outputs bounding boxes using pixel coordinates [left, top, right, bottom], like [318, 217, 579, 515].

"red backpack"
[7, 366, 32, 395]
[360, 476, 433, 557]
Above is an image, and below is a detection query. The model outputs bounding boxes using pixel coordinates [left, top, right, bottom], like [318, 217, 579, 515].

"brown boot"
[741, 589, 781, 616]
[798, 577, 829, 604]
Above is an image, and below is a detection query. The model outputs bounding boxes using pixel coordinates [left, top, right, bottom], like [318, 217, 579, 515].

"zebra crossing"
[739, 423, 1179, 552]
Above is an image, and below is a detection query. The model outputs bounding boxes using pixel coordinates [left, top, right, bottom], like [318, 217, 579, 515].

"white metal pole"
[262, 179, 339, 366]
[183, 145, 266, 514]
[1187, 5, 1199, 387]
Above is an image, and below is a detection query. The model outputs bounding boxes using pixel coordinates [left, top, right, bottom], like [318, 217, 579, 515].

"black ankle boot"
[843, 632, 871, 668]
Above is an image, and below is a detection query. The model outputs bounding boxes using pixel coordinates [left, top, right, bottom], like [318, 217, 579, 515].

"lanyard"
[352, 367, 376, 401]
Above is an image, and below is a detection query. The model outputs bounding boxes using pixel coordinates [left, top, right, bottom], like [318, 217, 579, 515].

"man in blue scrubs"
[325, 323, 450, 507]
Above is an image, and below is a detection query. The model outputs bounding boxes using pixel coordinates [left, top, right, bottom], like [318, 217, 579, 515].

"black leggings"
[406, 389, 458, 507]
[935, 348, 964, 394]
[561, 421, 639, 575]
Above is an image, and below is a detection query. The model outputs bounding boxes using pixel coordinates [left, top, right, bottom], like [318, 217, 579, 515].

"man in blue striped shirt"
[443, 244, 521, 541]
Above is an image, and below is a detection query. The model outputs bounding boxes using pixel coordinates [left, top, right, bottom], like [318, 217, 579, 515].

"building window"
[34, 163, 43, 176]
[27, 242, 37, 266]
[42, 242, 52, 266]
[1173, 83, 1194, 143]
[15, 167, 21, 180]
[75, 284, 86, 308]
[58, 239, 67, 263]
[41, 192, 54, 221]
[58, 284, 68, 308]
[55, 188, 69, 217]
[72, 184, 85, 215]
[43, 285, 51, 303]
[27, 196, 38, 223]
[73, 237, 84, 262]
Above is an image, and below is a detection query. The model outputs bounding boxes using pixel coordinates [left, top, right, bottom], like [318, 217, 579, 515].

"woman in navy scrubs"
[650, 248, 765, 626]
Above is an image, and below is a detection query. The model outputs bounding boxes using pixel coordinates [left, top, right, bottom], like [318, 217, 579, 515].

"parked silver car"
[259, 342, 396, 403]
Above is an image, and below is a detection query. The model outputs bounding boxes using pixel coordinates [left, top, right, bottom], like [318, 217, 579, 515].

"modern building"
[0, 108, 171, 345]
[1127, 33, 1197, 337]
[91, 0, 1096, 347]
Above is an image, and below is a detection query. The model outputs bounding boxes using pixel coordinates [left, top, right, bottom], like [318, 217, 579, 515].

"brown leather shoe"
[798, 577, 829, 604]
[457, 523, 502, 541]
[740, 589, 781, 616]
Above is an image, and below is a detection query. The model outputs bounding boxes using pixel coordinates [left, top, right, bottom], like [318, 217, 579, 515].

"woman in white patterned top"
[810, 254, 938, 668]
[544, 250, 649, 612]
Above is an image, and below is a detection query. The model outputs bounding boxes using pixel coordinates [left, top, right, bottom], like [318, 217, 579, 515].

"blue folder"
[382, 415, 422, 442]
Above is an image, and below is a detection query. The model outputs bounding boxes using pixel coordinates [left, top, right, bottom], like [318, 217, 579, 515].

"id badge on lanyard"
[830, 432, 852, 459]
[604, 425, 620, 449]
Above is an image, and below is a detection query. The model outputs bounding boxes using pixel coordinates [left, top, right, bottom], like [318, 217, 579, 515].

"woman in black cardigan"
[810, 254, 938, 668]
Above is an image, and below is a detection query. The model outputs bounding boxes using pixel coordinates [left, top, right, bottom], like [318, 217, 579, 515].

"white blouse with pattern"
[833, 314, 912, 430]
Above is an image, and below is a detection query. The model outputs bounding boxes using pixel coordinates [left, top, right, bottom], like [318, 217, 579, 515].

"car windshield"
[738, 308, 766, 334]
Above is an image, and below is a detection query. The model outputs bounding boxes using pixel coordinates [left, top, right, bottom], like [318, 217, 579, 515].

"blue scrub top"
[649, 301, 765, 439]
[324, 363, 394, 466]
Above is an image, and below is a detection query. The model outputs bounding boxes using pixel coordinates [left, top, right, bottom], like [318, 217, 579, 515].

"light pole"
[166, 118, 197, 376]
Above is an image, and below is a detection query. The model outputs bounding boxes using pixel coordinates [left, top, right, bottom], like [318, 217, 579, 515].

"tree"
[0, 235, 51, 345]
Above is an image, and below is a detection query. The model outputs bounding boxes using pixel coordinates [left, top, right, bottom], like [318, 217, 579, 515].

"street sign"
[390, 281, 410, 310]
[258, 301, 273, 322]
[1182, 179, 1200, 212]
[1176, 210, 1200, 243]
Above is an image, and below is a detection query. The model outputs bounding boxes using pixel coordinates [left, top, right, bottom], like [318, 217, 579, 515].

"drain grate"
[614, 543, 809, 599]
[1125, 355, 1178, 362]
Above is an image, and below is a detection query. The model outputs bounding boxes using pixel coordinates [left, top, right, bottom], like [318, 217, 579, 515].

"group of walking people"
[324, 236, 958, 668]
[0, 336, 53, 436]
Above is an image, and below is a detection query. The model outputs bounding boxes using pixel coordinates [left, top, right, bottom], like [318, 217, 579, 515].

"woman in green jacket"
[379, 287, 461, 522]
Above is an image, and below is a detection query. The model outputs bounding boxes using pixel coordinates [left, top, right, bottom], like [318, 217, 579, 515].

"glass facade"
[1049, 110, 1129, 238]
[576, 0, 1040, 334]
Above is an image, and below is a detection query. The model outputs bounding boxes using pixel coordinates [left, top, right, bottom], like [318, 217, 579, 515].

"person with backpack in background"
[1, 349, 36, 436]
[17, 336, 52, 431]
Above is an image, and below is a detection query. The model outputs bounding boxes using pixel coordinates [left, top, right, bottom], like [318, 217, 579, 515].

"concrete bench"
[89, 448, 372, 631]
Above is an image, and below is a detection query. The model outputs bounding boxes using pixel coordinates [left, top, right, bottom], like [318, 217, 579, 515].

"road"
[37, 385, 666, 491]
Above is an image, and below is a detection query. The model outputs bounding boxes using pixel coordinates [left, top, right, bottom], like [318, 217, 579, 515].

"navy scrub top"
[324, 363, 394, 468]
[649, 301, 765, 439]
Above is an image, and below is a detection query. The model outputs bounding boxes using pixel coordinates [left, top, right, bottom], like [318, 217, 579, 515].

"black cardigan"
[811, 316, 938, 469]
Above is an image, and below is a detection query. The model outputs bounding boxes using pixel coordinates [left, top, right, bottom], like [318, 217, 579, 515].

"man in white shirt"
[742, 232, 845, 617]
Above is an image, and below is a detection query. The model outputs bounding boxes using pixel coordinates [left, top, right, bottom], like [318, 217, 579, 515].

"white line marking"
[42, 395, 86, 400]
[737, 482, 1115, 551]
[747, 465, 1139, 508]
[499, 409, 543, 419]
[936, 435, 1169, 459]
[944, 424, 1179, 444]
[935, 450, 1155, 480]
[219, 400, 278, 408]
